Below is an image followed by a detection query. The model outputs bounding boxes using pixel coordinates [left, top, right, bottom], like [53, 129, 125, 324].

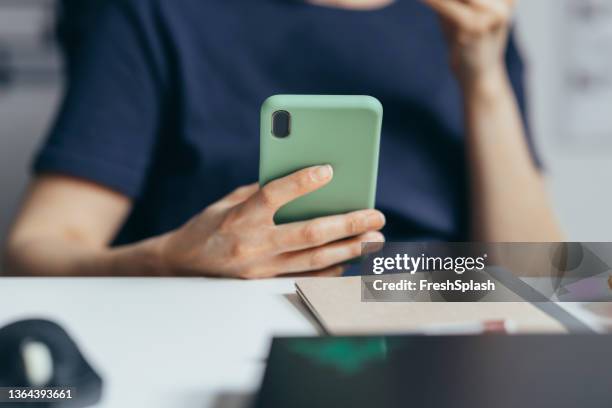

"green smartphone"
[259, 95, 382, 224]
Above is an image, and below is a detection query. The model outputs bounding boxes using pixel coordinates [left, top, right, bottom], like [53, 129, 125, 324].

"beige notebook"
[295, 276, 566, 335]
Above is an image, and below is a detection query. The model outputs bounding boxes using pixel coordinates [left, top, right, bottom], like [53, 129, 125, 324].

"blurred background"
[0, 0, 611, 264]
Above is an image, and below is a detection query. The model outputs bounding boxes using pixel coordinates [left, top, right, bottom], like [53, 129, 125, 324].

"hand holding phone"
[159, 166, 385, 279]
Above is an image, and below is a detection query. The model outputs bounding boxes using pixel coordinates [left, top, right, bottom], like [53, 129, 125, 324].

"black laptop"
[254, 335, 612, 408]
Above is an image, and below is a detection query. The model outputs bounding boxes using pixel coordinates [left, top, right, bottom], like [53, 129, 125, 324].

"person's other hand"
[158, 165, 386, 278]
[423, 0, 515, 81]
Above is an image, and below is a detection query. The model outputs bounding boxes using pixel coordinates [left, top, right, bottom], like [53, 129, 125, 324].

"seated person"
[3, 0, 562, 278]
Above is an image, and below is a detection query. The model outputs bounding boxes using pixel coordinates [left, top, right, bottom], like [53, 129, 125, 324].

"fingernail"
[367, 211, 386, 227]
[312, 165, 333, 182]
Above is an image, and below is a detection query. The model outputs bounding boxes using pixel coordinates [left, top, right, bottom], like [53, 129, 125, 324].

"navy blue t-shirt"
[36, 0, 533, 244]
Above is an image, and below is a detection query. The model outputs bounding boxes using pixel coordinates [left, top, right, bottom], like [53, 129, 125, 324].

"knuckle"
[303, 222, 325, 244]
[309, 251, 328, 269]
[296, 171, 313, 190]
[259, 187, 278, 210]
[287, 172, 312, 197]
[346, 214, 362, 235]
[229, 241, 253, 260]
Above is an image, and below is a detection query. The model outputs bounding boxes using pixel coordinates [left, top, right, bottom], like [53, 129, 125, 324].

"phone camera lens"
[272, 110, 291, 138]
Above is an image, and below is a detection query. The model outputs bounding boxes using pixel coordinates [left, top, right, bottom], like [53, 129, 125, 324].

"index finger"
[243, 165, 333, 220]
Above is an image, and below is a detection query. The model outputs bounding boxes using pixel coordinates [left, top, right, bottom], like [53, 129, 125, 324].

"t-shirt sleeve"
[34, 0, 166, 198]
[505, 31, 543, 169]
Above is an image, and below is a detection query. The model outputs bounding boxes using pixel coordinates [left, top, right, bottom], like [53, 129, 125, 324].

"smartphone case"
[260, 95, 382, 224]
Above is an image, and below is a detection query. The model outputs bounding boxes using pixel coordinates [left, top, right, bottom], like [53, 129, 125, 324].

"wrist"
[111, 233, 176, 276]
[458, 65, 510, 98]
[146, 232, 176, 276]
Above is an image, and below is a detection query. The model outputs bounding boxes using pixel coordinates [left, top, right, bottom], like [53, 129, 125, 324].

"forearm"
[3, 235, 168, 277]
[4, 168, 383, 278]
[461, 67, 563, 242]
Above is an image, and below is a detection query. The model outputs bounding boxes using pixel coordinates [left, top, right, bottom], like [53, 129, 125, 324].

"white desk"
[0, 277, 611, 408]
[0, 278, 317, 408]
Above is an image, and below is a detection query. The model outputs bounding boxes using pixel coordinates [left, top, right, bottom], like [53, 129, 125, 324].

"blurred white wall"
[0, 0, 61, 261]
[0, 0, 611, 265]
[0, 86, 60, 241]
[515, 0, 612, 241]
